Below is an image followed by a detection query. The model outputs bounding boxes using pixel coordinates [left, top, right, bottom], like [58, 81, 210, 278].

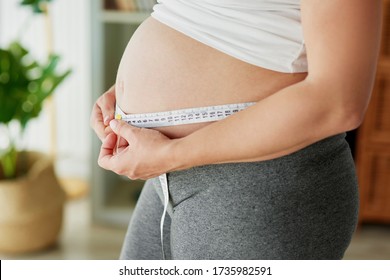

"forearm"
[166, 0, 381, 172]
[169, 80, 358, 171]
[96, 1, 380, 181]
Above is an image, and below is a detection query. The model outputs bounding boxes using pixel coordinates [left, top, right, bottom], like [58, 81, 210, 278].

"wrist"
[165, 138, 195, 172]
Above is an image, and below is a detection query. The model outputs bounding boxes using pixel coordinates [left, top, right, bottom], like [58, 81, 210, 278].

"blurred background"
[0, 0, 389, 260]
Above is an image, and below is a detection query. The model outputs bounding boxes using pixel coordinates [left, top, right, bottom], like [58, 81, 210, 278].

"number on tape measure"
[115, 102, 256, 128]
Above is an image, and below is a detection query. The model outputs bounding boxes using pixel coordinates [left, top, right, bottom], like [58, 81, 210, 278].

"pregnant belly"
[115, 17, 306, 138]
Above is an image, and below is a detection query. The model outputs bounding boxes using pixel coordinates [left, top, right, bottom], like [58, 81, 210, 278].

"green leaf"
[0, 144, 18, 179]
[0, 41, 71, 141]
[19, 0, 53, 14]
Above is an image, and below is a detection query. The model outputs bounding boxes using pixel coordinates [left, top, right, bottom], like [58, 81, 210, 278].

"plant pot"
[0, 151, 66, 254]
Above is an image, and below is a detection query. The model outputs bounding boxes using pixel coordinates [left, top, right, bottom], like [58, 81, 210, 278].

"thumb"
[103, 111, 115, 126]
[109, 119, 139, 141]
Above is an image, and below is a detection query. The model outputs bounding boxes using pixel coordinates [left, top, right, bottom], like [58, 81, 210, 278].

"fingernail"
[109, 119, 118, 129]
[103, 116, 109, 124]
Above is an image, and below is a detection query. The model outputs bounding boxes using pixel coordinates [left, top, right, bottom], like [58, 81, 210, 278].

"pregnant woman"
[91, 0, 382, 259]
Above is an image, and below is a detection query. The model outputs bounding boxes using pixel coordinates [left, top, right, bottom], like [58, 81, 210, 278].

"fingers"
[97, 118, 137, 172]
[97, 132, 119, 170]
[90, 103, 106, 141]
[98, 132, 132, 176]
[97, 121, 170, 180]
[109, 119, 141, 143]
[90, 84, 117, 141]
[100, 85, 116, 125]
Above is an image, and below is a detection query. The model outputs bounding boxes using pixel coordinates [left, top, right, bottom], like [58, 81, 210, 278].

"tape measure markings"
[115, 102, 256, 128]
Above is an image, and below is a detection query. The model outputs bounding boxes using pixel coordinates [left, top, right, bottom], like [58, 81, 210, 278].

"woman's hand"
[97, 119, 177, 180]
[90, 85, 116, 142]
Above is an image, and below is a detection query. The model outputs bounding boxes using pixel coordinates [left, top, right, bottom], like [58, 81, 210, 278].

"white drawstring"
[158, 173, 169, 260]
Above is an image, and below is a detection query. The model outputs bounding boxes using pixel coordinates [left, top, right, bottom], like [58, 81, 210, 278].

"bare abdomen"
[115, 17, 306, 138]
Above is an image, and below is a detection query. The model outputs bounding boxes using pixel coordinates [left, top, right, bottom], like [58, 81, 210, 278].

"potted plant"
[0, 0, 71, 254]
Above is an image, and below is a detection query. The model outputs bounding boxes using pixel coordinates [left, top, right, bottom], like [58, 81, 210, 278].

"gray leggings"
[120, 133, 359, 260]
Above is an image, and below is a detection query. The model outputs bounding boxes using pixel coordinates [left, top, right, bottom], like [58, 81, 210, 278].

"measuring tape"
[115, 102, 256, 259]
[115, 102, 256, 128]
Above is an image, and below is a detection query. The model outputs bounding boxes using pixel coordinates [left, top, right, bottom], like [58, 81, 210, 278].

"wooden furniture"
[355, 0, 390, 223]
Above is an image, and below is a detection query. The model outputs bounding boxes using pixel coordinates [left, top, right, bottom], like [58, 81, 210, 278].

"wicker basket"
[0, 151, 66, 254]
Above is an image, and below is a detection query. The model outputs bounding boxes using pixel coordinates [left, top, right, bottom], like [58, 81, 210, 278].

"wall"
[0, 0, 92, 180]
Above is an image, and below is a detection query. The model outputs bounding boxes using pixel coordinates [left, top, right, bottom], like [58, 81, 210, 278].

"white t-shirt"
[152, 0, 307, 73]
